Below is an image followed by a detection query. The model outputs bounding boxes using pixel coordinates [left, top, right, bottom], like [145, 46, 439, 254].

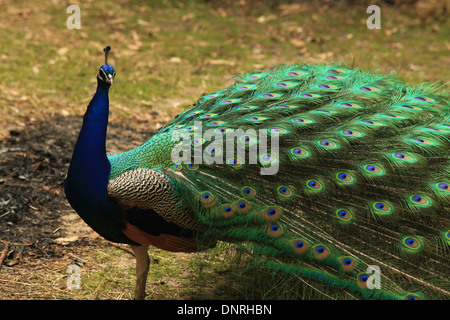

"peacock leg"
[131, 245, 150, 300]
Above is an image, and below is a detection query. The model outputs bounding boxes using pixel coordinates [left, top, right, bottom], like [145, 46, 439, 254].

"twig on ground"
[0, 242, 10, 271]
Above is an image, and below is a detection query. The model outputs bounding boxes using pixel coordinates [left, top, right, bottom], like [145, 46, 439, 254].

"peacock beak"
[107, 74, 114, 85]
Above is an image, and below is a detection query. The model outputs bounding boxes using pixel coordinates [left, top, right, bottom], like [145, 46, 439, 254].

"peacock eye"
[316, 246, 325, 253]
[376, 203, 385, 210]
[360, 275, 369, 282]
[438, 183, 448, 191]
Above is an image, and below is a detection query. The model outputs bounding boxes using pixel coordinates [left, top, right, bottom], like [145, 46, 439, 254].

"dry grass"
[0, 0, 448, 300]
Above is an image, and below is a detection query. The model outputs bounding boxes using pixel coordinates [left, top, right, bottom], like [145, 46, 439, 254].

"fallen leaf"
[289, 38, 305, 47]
[57, 47, 69, 56]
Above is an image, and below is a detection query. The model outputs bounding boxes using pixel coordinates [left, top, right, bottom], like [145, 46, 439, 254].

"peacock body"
[65, 48, 449, 300]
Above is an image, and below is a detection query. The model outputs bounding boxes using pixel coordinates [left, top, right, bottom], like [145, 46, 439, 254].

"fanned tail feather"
[109, 63, 449, 299]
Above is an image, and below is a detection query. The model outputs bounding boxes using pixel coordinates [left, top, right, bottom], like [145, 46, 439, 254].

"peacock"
[64, 46, 449, 300]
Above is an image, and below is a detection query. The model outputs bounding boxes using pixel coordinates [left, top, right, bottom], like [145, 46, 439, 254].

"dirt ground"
[0, 113, 157, 299]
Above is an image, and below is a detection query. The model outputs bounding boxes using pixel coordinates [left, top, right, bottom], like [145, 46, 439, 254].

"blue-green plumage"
[65, 48, 449, 300]
[64, 72, 133, 244]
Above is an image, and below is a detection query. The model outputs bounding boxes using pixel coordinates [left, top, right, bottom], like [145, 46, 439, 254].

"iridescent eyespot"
[292, 118, 313, 124]
[336, 209, 351, 221]
[383, 114, 403, 118]
[247, 116, 267, 121]
[290, 147, 308, 156]
[204, 94, 219, 99]
[200, 192, 217, 207]
[362, 120, 382, 126]
[412, 138, 431, 144]
[220, 204, 235, 217]
[192, 138, 204, 145]
[328, 69, 344, 75]
[261, 93, 281, 98]
[263, 207, 282, 221]
[306, 180, 322, 191]
[357, 273, 371, 288]
[375, 202, 386, 210]
[240, 105, 258, 110]
[215, 128, 231, 134]
[277, 186, 292, 197]
[202, 192, 212, 200]
[187, 163, 199, 170]
[260, 154, 277, 165]
[268, 224, 283, 237]
[402, 236, 422, 250]
[275, 82, 292, 87]
[268, 127, 288, 134]
[359, 86, 379, 92]
[319, 140, 336, 147]
[438, 183, 449, 191]
[185, 125, 198, 131]
[337, 172, 352, 182]
[234, 200, 251, 214]
[340, 102, 360, 108]
[246, 74, 262, 80]
[206, 121, 225, 127]
[228, 158, 243, 168]
[403, 294, 421, 301]
[411, 195, 428, 205]
[404, 237, 419, 248]
[372, 201, 392, 214]
[364, 164, 382, 174]
[292, 239, 309, 254]
[399, 104, 421, 111]
[287, 71, 303, 77]
[241, 187, 256, 197]
[241, 135, 257, 143]
[300, 93, 320, 98]
[317, 84, 337, 89]
[200, 113, 218, 119]
[342, 130, 359, 136]
[394, 153, 411, 160]
[340, 257, 357, 271]
[325, 75, 342, 80]
[172, 164, 183, 171]
[313, 245, 330, 259]
[414, 96, 434, 102]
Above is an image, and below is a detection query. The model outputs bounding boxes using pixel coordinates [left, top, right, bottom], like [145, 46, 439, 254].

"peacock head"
[98, 64, 116, 85]
[97, 46, 116, 85]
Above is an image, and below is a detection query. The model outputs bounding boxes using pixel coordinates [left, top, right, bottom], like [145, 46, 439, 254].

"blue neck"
[65, 79, 133, 244]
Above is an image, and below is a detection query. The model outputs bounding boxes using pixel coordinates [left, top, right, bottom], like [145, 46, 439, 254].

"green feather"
[107, 63, 449, 299]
